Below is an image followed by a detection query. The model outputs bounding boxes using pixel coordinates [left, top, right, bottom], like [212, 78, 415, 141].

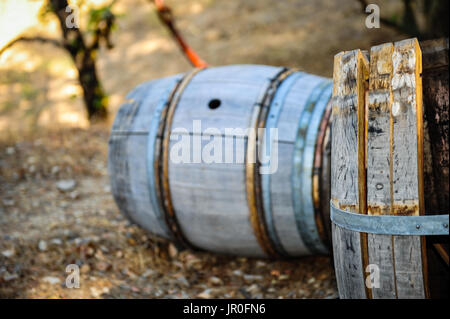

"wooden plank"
[168, 135, 264, 256]
[367, 43, 397, 299]
[331, 50, 368, 299]
[270, 142, 310, 256]
[357, 51, 371, 300]
[420, 39, 449, 213]
[391, 38, 427, 299]
[277, 73, 327, 142]
[420, 39, 449, 298]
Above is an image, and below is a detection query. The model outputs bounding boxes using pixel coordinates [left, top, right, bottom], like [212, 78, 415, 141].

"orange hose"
[153, 0, 208, 68]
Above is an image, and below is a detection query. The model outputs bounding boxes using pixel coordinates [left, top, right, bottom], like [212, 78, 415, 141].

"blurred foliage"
[87, 1, 117, 33]
[361, 0, 449, 39]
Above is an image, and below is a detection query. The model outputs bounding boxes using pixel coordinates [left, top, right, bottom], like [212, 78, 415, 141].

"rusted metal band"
[312, 100, 332, 248]
[246, 67, 296, 258]
[147, 75, 184, 238]
[155, 68, 204, 248]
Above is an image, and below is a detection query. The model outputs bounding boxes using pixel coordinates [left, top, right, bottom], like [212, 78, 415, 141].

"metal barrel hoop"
[155, 68, 205, 248]
[261, 71, 305, 257]
[292, 79, 332, 255]
[246, 67, 296, 258]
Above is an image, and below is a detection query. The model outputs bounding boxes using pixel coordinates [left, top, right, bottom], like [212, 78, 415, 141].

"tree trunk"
[49, 0, 108, 120]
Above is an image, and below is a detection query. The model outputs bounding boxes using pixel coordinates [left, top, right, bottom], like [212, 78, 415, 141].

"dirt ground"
[0, 0, 405, 298]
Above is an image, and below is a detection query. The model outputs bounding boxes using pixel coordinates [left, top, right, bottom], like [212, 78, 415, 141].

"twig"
[151, 0, 208, 68]
[0, 36, 64, 56]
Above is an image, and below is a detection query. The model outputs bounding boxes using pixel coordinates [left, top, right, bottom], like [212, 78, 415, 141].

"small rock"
[99, 245, 109, 253]
[80, 264, 91, 274]
[122, 268, 137, 279]
[2, 199, 15, 207]
[5, 147, 15, 155]
[246, 284, 261, 295]
[278, 274, 289, 281]
[325, 291, 339, 299]
[50, 238, 63, 245]
[51, 166, 60, 175]
[168, 243, 178, 258]
[90, 287, 102, 298]
[56, 179, 77, 192]
[172, 261, 184, 269]
[270, 269, 281, 276]
[141, 269, 155, 278]
[95, 249, 105, 260]
[298, 288, 307, 296]
[176, 275, 190, 287]
[3, 272, 19, 281]
[184, 254, 201, 268]
[232, 269, 243, 277]
[95, 261, 109, 272]
[1, 249, 15, 258]
[69, 191, 80, 200]
[130, 286, 140, 293]
[38, 240, 48, 251]
[197, 289, 212, 299]
[307, 277, 316, 284]
[255, 261, 267, 268]
[243, 274, 263, 282]
[43, 276, 61, 285]
[208, 276, 223, 286]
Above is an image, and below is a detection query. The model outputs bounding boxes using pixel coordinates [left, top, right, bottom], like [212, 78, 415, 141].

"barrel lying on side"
[108, 65, 333, 257]
[331, 38, 449, 299]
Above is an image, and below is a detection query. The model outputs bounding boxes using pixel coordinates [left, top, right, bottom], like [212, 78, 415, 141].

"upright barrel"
[331, 39, 449, 299]
[108, 65, 333, 257]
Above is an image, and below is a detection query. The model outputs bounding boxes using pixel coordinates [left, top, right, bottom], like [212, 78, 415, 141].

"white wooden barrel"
[108, 65, 333, 257]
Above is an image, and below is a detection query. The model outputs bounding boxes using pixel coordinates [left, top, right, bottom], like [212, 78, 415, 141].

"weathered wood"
[367, 42, 397, 299]
[331, 50, 369, 298]
[109, 65, 333, 257]
[391, 38, 426, 299]
[333, 38, 448, 299]
[421, 39, 449, 213]
[420, 38, 449, 299]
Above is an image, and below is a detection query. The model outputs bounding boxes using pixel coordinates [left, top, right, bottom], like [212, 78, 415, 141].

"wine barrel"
[108, 65, 333, 257]
[331, 38, 449, 298]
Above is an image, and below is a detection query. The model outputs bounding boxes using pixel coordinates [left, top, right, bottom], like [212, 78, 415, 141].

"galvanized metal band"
[156, 68, 205, 248]
[292, 80, 333, 255]
[147, 75, 184, 238]
[261, 71, 305, 257]
[246, 67, 294, 258]
[330, 202, 449, 236]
